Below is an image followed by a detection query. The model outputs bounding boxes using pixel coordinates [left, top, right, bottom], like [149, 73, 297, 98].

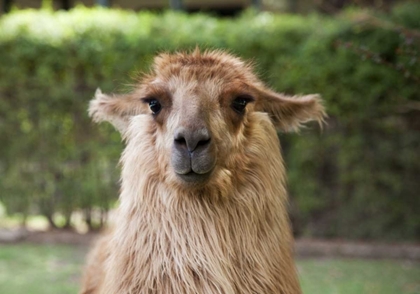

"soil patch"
[1, 228, 419, 261]
[295, 238, 420, 261]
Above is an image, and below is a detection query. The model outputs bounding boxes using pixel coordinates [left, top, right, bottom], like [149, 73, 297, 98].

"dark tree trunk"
[63, 211, 72, 229]
[20, 213, 28, 228]
[99, 208, 108, 229]
[84, 208, 93, 230]
[46, 214, 58, 229]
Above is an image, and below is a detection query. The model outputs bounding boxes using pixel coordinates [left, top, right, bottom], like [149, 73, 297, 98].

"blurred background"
[0, 0, 419, 293]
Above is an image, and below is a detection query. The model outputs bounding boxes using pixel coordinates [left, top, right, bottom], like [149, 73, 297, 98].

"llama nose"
[174, 127, 211, 152]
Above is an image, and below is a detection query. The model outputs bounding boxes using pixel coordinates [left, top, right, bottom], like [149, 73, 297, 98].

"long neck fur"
[100, 114, 301, 294]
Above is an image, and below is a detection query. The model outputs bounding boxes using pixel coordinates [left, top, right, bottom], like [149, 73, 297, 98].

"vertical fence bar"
[170, 0, 183, 10]
[251, 0, 261, 10]
[97, 0, 109, 7]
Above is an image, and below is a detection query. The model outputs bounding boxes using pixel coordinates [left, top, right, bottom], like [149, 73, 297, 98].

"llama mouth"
[176, 170, 212, 184]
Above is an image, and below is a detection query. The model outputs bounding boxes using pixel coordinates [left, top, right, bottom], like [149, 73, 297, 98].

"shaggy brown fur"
[80, 49, 326, 294]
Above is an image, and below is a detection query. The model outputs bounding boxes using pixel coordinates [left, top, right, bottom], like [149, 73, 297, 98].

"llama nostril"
[174, 128, 187, 148]
[174, 127, 211, 152]
[196, 137, 211, 147]
[174, 137, 187, 147]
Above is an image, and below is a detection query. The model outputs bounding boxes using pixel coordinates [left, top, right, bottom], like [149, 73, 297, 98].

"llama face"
[89, 50, 325, 189]
[137, 71, 258, 187]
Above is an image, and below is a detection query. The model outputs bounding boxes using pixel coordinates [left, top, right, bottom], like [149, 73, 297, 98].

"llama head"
[89, 50, 326, 192]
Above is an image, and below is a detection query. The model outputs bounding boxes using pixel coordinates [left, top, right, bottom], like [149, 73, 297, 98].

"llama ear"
[88, 88, 146, 133]
[256, 89, 326, 132]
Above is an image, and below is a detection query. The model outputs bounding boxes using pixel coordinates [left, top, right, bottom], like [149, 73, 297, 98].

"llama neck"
[107, 174, 298, 294]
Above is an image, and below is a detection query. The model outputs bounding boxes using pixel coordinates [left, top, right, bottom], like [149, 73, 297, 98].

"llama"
[80, 49, 325, 294]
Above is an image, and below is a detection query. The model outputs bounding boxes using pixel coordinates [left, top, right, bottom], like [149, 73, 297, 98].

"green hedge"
[0, 3, 419, 239]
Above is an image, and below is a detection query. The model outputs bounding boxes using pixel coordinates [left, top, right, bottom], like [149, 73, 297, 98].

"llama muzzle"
[171, 125, 216, 184]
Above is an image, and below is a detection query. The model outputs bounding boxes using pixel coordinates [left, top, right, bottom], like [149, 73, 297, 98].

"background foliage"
[0, 2, 419, 239]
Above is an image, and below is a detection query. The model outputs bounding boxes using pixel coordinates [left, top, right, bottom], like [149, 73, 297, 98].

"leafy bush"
[0, 4, 418, 239]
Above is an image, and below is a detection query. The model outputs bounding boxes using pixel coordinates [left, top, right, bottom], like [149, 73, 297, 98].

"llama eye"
[148, 99, 162, 114]
[231, 96, 254, 114]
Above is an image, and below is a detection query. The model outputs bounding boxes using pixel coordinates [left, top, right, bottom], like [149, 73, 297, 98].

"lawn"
[0, 243, 85, 294]
[0, 243, 419, 294]
[298, 258, 420, 294]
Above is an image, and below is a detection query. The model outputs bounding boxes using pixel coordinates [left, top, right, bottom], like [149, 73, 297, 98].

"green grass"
[0, 244, 86, 294]
[298, 258, 420, 294]
[0, 243, 419, 294]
